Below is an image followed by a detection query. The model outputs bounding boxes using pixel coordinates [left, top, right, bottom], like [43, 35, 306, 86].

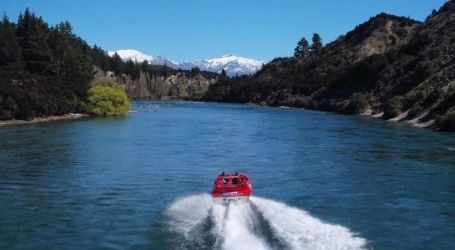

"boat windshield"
[218, 174, 244, 186]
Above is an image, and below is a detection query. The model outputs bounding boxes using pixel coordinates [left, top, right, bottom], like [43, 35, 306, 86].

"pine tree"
[191, 67, 200, 76]
[133, 61, 141, 80]
[0, 14, 22, 72]
[141, 60, 149, 72]
[125, 59, 141, 80]
[16, 8, 55, 75]
[91, 45, 109, 71]
[162, 63, 170, 78]
[310, 33, 323, 52]
[0, 14, 21, 119]
[110, 52, 124, 75]
[294, 37, 309, 58]
[48, 21, 93, 99]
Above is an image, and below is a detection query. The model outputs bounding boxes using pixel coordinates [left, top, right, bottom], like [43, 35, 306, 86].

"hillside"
[204, 2, 455, 131]
[1, 5, 453, 130]
[0, 9, 94, 120]
[0, 9, 219, 120]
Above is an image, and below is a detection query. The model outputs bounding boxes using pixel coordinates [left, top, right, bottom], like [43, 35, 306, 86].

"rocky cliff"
[94, 67, 218, 100]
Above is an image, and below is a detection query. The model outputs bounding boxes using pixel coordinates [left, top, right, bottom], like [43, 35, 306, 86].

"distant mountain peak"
[180, 54, 265, 77]
[107, 49, 179, 68]
[108, 49, 265, 77]
[220, 53, 236, 58]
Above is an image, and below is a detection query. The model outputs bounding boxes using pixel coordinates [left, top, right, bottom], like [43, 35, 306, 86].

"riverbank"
[359, 109, 437, 129]
[275, 104, 437, 130]
[0, 113, 90, 127]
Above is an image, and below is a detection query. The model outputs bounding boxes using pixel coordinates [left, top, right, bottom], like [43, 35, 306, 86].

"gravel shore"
[0, 113, 89, 127]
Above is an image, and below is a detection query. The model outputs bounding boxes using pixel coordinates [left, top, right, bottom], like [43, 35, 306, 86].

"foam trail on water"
[210, 203, 227, 247]
[165, 193, 212, 237]
[212, 203, 269, 250]
[165, 194, 367, 250]
[252, 196, 367, 249]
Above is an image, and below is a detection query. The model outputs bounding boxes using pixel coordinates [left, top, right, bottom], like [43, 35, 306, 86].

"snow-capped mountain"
[108, 49, 264, 76]
[107, 49, 179, 69]
[179, 54, 264, 77]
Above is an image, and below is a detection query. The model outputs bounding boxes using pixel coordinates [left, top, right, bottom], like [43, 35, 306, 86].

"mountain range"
[108, 49, 264, 77]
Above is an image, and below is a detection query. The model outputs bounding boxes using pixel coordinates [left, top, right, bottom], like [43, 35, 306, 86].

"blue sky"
[1, 0, 447, 62]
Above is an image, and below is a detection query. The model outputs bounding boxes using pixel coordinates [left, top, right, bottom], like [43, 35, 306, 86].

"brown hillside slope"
[204, 1, 455, 131]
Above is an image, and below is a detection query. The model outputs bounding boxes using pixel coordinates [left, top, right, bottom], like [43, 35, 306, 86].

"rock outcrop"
[94, 67, 218, 100]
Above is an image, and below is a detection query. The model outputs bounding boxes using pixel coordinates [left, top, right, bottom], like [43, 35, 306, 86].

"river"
[0, 101, 454, 249]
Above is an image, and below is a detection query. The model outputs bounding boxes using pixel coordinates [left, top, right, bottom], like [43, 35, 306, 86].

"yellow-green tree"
[85, 79, 130, 116]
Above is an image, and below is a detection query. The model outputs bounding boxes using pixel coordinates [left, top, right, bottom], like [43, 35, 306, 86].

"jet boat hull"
[211, 172, 252, 205]
[213, 195, 250, 205]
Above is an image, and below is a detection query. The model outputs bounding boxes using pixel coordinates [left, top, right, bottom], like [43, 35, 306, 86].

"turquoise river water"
[0, 101, 454, 249]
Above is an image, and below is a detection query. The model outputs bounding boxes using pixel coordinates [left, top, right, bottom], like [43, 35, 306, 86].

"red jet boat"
[211, 172, 252, 204]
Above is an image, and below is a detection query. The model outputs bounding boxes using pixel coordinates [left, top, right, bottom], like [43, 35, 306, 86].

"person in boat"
[215, 178, 223, 187]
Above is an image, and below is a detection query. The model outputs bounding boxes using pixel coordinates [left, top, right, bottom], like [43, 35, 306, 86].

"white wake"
[165, 194, 367, 250]
[211, 203, 269, 250]
[251, 196, 366, 249]
[166, 193, 213, 237]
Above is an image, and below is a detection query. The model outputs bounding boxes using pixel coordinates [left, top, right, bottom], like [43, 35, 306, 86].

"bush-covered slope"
[204, 2, 455, 131]
[0, 9, 214, 120]
[0, 9, 94, 120]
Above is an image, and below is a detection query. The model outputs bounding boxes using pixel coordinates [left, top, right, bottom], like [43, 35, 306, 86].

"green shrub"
[405, 89, 427, 105]
[422, 89, 444, 108]
[84, 79, 130, 116]
[383, 96, 403, 119]
[259, 101, 268, 107]
[345, 94, 369, 114]
[433, 91, 454, 115]
[0, 109, 13, 120]
[408, 103, 424, 119]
